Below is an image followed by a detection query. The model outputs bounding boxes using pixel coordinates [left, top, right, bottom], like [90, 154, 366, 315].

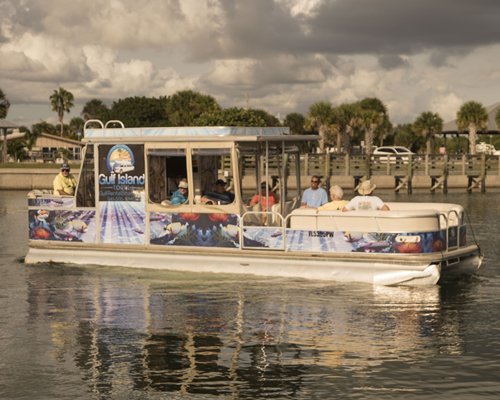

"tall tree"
[7, 138, 28, 161]
[69, 117, 85, 140]
[110, 96, 168, 127]
[414, 111, 443, 155]
[358, 98, 388, 155]
[165, 90, 220, 126]
[330, 103, 360, 154]
[284, 112, 306, 135]
[196, 107, 267, 126]
[31, 121, 57, 136]
[306, 101, 333, 153]
[81, 99, 110, 122]
[393, 123, 422, 151]
[456, 101, 488, 155]
[50, 87, 74, 136]
[0, 88, 11, 163]
[23, 126, 38, 150]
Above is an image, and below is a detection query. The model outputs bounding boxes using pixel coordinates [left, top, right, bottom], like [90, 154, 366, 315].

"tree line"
[1, 86, 500, 162]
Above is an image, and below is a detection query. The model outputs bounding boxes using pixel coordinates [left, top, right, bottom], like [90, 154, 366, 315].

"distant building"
[0, 130, 83, 162]
[29, 133, 83, 162]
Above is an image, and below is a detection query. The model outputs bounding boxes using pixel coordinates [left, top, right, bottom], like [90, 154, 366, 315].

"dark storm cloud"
[189, 0, 500, 61]
[310, 0, 500, 53]
[187, 0, 307, 61]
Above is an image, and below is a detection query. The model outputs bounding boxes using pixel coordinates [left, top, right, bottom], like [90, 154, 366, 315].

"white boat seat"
[289, 207, 442, 232]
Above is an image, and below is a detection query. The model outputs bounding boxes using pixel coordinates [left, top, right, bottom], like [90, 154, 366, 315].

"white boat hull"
[25, 244, 482, 286]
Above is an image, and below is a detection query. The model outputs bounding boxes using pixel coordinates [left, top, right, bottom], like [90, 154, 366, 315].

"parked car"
[372, 146, 415, 163]
[476, 142, 500, 156]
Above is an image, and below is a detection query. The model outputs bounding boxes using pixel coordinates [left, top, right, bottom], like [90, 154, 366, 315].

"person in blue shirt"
[301, 175, 328, 208]
[170, 179, 189, 205]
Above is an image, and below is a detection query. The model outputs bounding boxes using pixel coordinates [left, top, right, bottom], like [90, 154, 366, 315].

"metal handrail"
[240, 211, 285, 250]
[104, 120, 125, 129]
[83, 119, 104, 131]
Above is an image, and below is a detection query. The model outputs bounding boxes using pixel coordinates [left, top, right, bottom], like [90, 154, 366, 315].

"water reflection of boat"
[26, 120, 482, 286]
[26, 268, 468, 397]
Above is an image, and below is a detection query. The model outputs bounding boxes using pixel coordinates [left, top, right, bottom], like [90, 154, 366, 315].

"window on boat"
[76, 144, 96, 207]
[191, 148, 235, 205]
[148, 148, 188, 205]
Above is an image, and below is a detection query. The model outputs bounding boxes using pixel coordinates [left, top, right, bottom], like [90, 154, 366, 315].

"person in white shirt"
[342, 180, 389, 211]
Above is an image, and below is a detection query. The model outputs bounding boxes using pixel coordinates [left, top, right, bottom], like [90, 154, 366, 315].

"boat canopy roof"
[83, 125, 318, 143]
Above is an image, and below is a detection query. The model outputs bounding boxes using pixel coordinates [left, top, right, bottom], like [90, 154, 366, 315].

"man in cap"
[170, 179, 189, 205]
[53, 162, 77, 196]
[342, 179, 389, 211]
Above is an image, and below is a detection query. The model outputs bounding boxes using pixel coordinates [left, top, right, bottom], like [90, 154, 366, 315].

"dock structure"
[1, 154, 499, 192]
[240, 153, 500, 193]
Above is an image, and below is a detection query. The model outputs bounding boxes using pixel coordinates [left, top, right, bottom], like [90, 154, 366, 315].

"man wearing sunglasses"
[53, 162, 77, 196]
[301, 175, 328, 208]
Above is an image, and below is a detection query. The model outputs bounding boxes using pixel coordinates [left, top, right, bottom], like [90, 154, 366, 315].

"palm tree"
[0, 88, 11, 163]
[456, 101, 488, 155]
[50, 87, 74, 136]
[414, 111, 443, 155]
[358, 98, 388, 155]
[330, 103, 361, 154]
[306, 101, 333, 153]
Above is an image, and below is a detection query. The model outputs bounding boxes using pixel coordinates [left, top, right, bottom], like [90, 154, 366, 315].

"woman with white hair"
[342, 180, 389, 211]
[318, 185, 348, 211]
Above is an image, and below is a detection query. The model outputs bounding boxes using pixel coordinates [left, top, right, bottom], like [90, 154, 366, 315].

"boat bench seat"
[289, 207, 442, 232]
[385, 202, 462, 226]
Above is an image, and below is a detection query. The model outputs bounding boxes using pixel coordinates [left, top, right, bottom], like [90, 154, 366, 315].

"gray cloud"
[1, 0, 500, 126]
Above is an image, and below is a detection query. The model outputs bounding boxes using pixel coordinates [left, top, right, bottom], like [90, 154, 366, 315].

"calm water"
[1, 189, 500, 399]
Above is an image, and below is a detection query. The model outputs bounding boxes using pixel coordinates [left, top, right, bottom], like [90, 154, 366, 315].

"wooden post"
[480, 153, 486, 193]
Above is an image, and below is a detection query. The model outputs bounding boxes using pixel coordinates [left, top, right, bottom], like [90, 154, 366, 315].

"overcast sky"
[1, 0, 500, 128]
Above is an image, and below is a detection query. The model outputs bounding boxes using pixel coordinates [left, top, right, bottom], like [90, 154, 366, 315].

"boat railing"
[439, 209, 462, 251]
[240, 210, 286, 250]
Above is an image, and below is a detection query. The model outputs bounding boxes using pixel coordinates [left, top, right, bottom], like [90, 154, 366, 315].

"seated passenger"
[342, 180, 389, 211]
[53, 162, 77, 196]
[318, 185, 348, 211]
[249, 182, 276, 211]
[301, 175, 328, 208]
[170, 179, 189, 205]
[201, 179, 235, 204]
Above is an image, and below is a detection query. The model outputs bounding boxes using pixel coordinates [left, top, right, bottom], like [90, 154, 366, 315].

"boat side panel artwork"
[98, 144, 146, 244]
[28, 197, 75, 208]
[99, 201, 145, 244]
[150, 212, 240, 248]
[28, 209, 96, 242]
[243, 227, 448, 253]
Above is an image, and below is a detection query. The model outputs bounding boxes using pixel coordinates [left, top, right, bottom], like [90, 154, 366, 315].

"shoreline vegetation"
[1, 88, 500, 166]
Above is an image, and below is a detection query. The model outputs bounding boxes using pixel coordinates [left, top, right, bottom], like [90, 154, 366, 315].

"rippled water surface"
[1, 190, 500, 399]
